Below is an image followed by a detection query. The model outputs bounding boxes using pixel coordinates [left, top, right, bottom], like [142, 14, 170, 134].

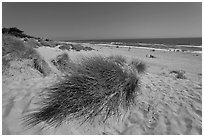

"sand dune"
[2, 44, 202, 135]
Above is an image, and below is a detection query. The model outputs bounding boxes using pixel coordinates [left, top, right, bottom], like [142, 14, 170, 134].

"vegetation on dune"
[58, 44, 71, 51]
[146, 54, 156, 58]
[2, 27, 93, 51]
[107, 55, 126, 66]
[71, 44, 85, 51]
[71, 44, 93, 51]
[51, 53, 76, 74]
[130, 59, 147, 74]
[170, 70, 186, 79]
[3, 35, 38, 60]
[3, 27, 23, 35]
[3, 35, 27, 57]
[25, 39, 41, 48]
[45, 38, 50, 41]
[33, 57, 52, 77]
[23, 55, 144, 128]
[83, 46, 94, 51]
[2, 34, 51, 76]
[39, 39, 53, 47]
[2, 27, 35, 38]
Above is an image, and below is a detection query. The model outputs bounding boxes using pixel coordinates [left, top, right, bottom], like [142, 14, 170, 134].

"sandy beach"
[2, 2, 202, 135]
[2, 41, 202, 134]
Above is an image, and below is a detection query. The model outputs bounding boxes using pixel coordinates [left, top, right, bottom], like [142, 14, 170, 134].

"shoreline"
[64, 41, 202, 54]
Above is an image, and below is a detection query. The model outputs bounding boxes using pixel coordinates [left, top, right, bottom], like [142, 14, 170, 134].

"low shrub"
[39, 39, 52, 47]
[84, 46, 94, 51]
[71, 44, 84, 51]
[59, 44, 71, 51]
[23, 55, 141, 128]
[2, 27, 35, 38]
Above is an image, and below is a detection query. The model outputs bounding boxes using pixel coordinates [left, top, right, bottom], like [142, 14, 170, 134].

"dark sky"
[2, 2, 202, 40]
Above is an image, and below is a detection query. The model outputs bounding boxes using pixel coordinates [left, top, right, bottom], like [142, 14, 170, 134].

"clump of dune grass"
[3, 34, 27, 57]
[51, 53, 76, 74]
[2, 34, 40, 60]
[130, 59, 147, 74]
[71, 44, 84, 51]
[2, 34, 52, 76]
[84, 46, 94, 51]
[22, 55, 142, 128]
[71, 44, 93, 51]
[33, 57, 52, 77]
[59, 44, 71, 51]
[21, 47, 39, 60]
[25, 38, 41, 48]
[39, 39, 53, 47]
[170, 70, 186, 79]
[107, 55, 126, 66]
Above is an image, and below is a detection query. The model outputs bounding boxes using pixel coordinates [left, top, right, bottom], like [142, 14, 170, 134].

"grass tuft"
[2, 34, 39, 60]
[2, 34, 52, 76]
[71, 44, 93, 51]
[71, 44, 84, 51]
[84, 46, 94, 51]
[107, 55, 127, 66]
[33, 57, 52, 77]
[3, 35, 27, 57]
[23, 55, 141, 128]
[130, 59, 147, 74]
[59, 44, 71, 51]
[51, 53, 76, 74]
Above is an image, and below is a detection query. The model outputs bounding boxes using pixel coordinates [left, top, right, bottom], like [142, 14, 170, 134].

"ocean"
[67, 37, 202, 53]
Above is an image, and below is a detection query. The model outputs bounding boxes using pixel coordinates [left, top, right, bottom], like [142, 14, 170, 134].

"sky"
[2, 2, 202, 40]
